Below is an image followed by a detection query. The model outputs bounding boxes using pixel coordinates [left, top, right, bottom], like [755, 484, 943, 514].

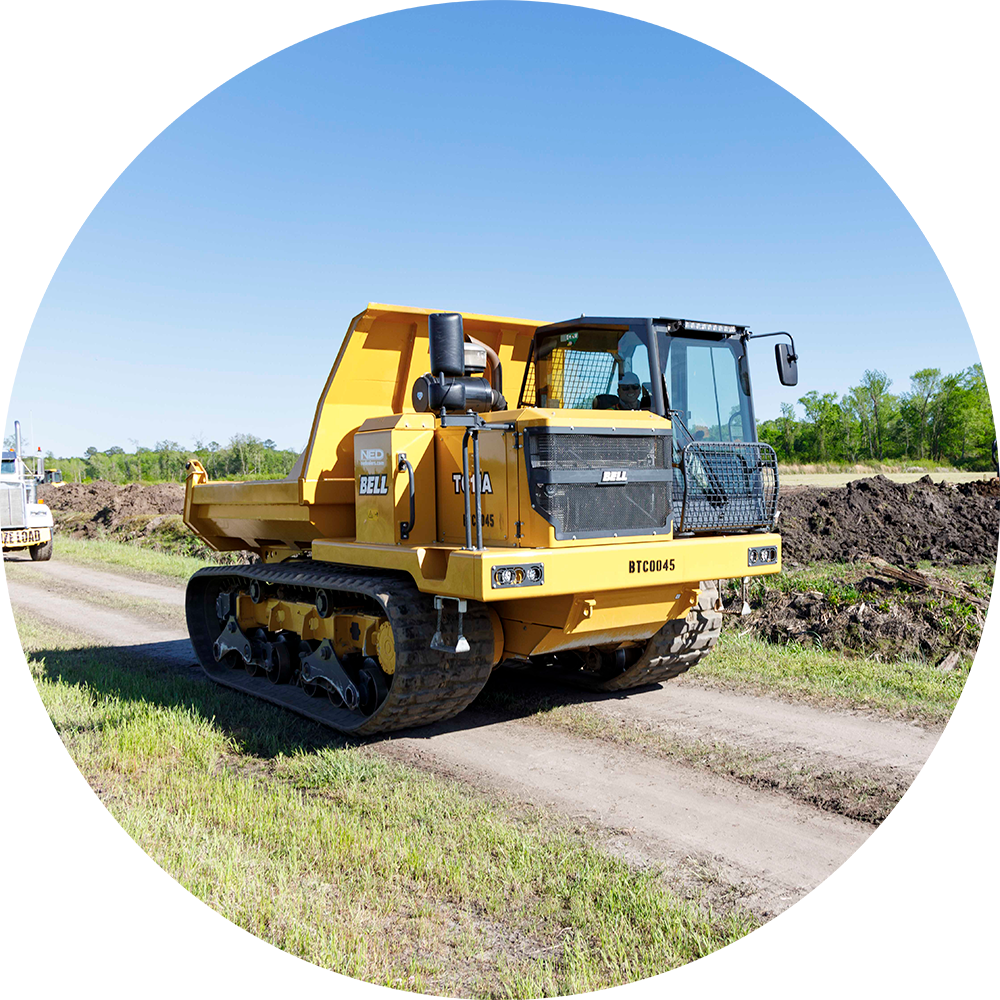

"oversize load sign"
[2, 528, 43, 546]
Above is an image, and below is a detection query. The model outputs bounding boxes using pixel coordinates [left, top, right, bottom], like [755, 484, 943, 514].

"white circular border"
[1, 2, 996, 996]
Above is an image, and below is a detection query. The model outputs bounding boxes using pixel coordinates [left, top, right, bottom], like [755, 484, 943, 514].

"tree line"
[30, 363, 1000, 484]
[758, 363, 995, 468]
[50, 434, 300, 484]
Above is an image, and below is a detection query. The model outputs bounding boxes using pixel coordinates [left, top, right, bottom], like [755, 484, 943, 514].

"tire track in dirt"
[6, 559, 916, 917]
[580, 681, 940, 779]
[5, 556, 185, 607]
[377, 714, 872, 917]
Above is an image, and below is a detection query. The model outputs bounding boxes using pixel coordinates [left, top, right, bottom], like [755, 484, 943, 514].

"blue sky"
[10, 1, 977, 457]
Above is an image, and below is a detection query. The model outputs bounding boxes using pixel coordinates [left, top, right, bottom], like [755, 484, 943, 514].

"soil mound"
[36, 480, 233, 559]
[966, 477, 1000, 499]
[778, 475, 999, 567]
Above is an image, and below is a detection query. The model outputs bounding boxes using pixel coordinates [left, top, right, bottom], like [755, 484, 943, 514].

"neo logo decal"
[359, 448, 386, 473]
[600, 470, 628, 484]
[452, 472, 494, 495]
[358, 475, 389, 495]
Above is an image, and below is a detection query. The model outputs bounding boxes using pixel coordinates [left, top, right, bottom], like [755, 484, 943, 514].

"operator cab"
[518, 316, 799, 536]
[520, 316, 778, 445]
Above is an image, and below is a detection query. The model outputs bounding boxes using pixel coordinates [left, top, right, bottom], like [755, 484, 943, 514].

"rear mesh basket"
[675, 442, 778, 533]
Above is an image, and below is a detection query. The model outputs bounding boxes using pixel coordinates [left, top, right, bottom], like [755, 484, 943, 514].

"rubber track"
[583, 581, 723, 692]
[186, 562, 494, 736]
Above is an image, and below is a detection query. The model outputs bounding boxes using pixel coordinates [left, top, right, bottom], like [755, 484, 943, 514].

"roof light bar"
[683, 320, 737, 334]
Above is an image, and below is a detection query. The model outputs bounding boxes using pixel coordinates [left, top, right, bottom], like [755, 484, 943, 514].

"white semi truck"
[1, 421, 55, 561]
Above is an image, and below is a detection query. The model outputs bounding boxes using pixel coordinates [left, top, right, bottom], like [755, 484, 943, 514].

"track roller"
[186, 562, 495, 735]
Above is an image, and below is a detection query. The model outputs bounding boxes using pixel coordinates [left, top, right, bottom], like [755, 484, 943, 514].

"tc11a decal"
[358, 474, 389, 496]
[452, 472, 494, 495]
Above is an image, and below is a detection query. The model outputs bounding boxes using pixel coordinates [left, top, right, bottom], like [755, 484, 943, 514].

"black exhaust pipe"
[428, 313, 466, 379]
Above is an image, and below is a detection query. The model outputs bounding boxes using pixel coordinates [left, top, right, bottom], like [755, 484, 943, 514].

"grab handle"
[398, 453, 416, 540]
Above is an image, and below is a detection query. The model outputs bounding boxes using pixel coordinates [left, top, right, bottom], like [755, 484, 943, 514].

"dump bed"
[183, 303, 540, 554]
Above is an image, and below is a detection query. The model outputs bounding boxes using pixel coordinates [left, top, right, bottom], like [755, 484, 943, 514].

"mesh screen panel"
[529, 434, 666, 470]
[526, 432, 672, 535]
[520, 349, 617, 409]
[676, 442, 778, 533]
[534, 481, 671, 534]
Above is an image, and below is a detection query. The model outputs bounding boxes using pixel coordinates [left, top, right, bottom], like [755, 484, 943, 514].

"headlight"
[491, 564, 545, 589]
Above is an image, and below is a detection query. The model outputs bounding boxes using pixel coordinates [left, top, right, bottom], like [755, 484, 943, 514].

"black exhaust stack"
[413, 312, 507, 414]
[428, 313, 466, 379]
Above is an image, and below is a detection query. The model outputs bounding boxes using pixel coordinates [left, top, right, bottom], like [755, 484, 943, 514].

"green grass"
[18, 612, 753, 997]
[778, 460, 965, 474]
[51, 535, 216, 582]
[696, 630, 968, 726]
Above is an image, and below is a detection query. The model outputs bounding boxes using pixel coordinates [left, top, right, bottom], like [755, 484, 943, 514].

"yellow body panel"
[499, 584, 700, 657]
[435, 424, 513, 546]
[354, 416, 438, 547]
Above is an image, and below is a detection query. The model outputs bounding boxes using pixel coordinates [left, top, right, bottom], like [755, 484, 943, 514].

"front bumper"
[312, 532, 781, 602]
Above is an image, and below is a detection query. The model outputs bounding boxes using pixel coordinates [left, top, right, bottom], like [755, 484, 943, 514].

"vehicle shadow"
[24, 638, 662, 758]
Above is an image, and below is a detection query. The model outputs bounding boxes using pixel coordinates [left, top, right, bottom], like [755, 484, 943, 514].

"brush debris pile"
[724, 573, 986, 663]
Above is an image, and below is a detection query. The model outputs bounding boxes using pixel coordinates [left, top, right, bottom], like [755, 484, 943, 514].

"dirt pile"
[778, 475, 1000, 567]
[971, 477, 1000, 498]
[37, 481, 232, 559]
[726, 576, 983, 663]
[41, 482, 185, 530]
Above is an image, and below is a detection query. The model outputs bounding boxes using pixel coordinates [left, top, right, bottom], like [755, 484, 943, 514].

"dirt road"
[5, 557, 943, 919]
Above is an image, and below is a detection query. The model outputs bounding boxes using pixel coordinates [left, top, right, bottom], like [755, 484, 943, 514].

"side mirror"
[775, 343, 798, 386]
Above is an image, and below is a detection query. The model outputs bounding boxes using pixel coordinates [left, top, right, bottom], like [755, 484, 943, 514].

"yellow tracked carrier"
[184, 304, 797, 733]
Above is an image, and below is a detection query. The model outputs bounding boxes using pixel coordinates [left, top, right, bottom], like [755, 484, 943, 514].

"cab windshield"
[660, 335, 753, 444]
[532, 327, 653, 411]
